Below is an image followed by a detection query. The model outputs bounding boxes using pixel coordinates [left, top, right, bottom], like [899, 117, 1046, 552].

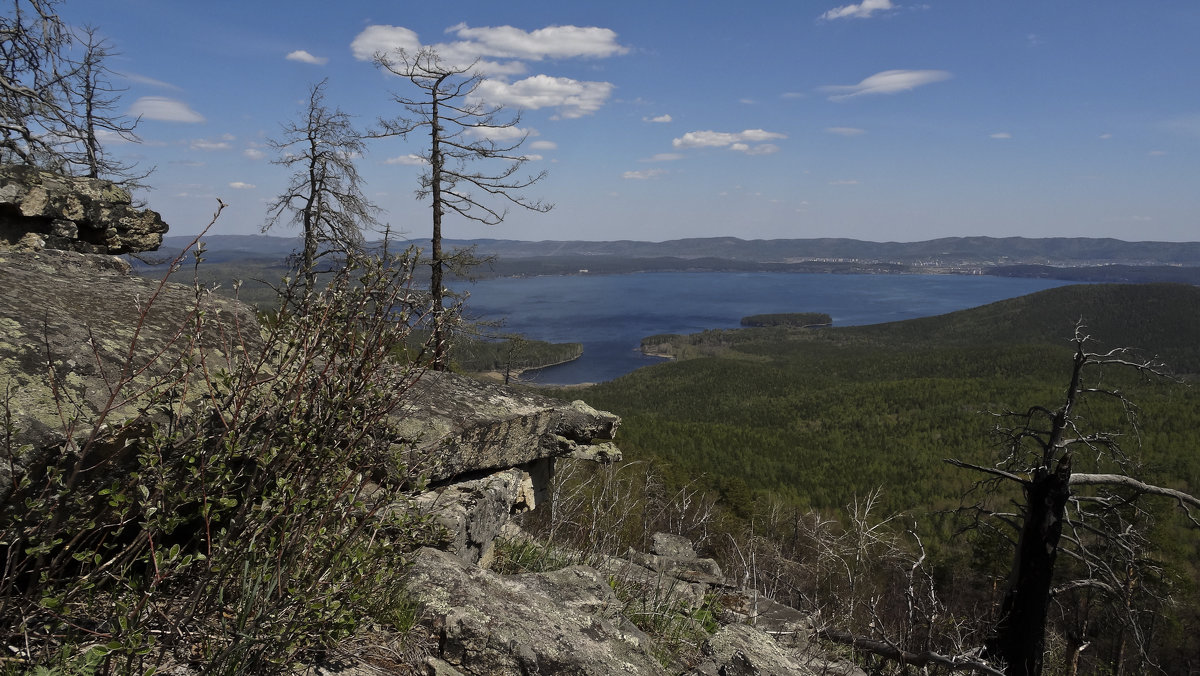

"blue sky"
[63, 0, 1200, 243]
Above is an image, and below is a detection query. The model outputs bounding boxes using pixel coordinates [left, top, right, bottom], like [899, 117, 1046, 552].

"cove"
[457, 272, 1073, 386]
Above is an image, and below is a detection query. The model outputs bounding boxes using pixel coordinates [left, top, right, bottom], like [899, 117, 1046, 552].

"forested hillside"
[581, 283, 1200, 513]
[568, 283, 1200, 670]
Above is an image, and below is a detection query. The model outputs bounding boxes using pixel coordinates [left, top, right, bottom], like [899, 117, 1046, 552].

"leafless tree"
[1, 0, 75, 165]
[265, 78, 379, 294]
[373, 47, 552, 370]
[945, 324, 1200, 676]
[1, 2, 144, 182]
[60, 25, 148, 186]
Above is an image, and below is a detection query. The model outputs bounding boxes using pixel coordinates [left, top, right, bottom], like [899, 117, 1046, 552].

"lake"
[456, 272, 1073, 385]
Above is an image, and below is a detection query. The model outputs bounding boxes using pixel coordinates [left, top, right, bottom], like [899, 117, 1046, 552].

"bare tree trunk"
[985, 462, 1072, 676]
[429, 76, 448, 371]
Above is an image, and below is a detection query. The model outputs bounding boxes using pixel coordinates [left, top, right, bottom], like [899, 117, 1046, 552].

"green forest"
[561, 282, 1200, 673]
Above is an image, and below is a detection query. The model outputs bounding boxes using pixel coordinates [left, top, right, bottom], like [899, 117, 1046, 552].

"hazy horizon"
[62, 1, 1200, 243]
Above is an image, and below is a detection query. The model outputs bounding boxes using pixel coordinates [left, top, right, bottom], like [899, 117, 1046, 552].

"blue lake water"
[455, 272, 1073, 385]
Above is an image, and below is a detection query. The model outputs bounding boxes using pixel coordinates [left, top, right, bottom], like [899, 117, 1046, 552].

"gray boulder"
[0, 164, 168, 254]
[405, 547, 667, 675]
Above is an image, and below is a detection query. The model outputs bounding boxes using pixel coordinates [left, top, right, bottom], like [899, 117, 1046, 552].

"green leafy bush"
[1, 237, 448, 673]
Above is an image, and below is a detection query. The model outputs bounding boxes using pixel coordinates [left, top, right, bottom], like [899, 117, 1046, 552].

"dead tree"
[265, 78, 379, 294]
[60, 26, 146, 185]
[946, 325, 1200, 676]
[1, 2, 144, 180]
[373, 47, 552, 370]
[1, 0, 75, 165]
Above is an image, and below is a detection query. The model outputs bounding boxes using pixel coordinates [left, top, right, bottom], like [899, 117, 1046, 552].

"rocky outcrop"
[0, 164, 167, 254]
[0, 247, 258, 504]
[397, 370, 621, 485]
[406, 547, 667, 675]
[0, 245, 620, 511]
[690, 624, 866, 676]
[414, 466, 546, 567]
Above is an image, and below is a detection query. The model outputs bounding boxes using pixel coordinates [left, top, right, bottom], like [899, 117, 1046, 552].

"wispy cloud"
[243, 148, 265, 160]
[990, 132, 1012, 139]
[286, 50, 329, 66]
[623, 168, 667, 180]
[1148, 150, 1167, 156]
[672, 129, 787, 153]
[641, 153, 684, 162]
[821, 69, 951, 101]
[464, 125, 537, 141]
[119, 72, 181, 91]
[1163, 115, 1200, 139]
[820, 0, 895, 21]
[386, 154, 428, 165]
[826, 126, 866, 136]
[643, 114, 672, 123]
[128, 96, 204, 123]
[529, 140, 558, 150]
[228, 181, 256, 190]
[190, 138, 231, 151]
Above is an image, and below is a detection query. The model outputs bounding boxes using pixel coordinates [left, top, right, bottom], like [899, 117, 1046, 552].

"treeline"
[452, 336, 583, 374]
[740, 312, 832, 328]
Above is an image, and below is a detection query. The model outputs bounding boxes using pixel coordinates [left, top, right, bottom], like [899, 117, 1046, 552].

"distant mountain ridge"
[159, 234, 1200, 267]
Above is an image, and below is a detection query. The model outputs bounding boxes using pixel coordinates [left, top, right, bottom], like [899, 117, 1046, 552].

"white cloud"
[243, 148, 265, 160]
[1099, 133, 1113, 139]
[642, 153, 684, 162]
[672, 129, 787, 150]
[228, 181, 256, 190]
[990, 132, 1012, 139]
[386, 154, 428, 165]
[822, 69, 952, 101]
[350, 25, 421, 61]
[732, 143, 780, 155]
[475, 75, 614, 118]
[622, 168, 667, 180]
[826, 126, 866, 136]
[444, 23, 629, 61]
[464, 125, 537, 141]
[739, 98, 756, 105]
[821, 0, 895, 20]
[190, 139, 231, 151]
[521, 154, 544, 161]
[351, 23, 626, 117]
[286, 49, 329, 66]
[529, 140, 558, 150]
[128, 96, 204, 123]
[644, 114, 672, 123]
[351, 23, 626, 69]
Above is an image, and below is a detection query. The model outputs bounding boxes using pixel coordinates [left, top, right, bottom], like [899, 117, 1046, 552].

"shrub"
[1, 231, 450, 673]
